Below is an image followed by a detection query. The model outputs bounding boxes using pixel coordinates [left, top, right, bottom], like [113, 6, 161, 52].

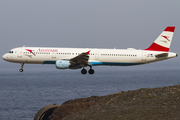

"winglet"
[86, 50, 91, 55]
[145, 26, 175, 52]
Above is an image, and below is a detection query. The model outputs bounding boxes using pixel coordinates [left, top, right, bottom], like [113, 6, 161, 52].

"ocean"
[0, 60, 179, 120]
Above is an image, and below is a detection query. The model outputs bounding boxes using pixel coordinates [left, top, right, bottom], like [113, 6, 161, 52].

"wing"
[70, 51, 91, 67]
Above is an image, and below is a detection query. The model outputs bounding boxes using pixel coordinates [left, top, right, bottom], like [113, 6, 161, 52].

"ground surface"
[50, 84, 180, 120]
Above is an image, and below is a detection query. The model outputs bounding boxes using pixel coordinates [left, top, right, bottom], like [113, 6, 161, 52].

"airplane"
[2, 26, 177, 74]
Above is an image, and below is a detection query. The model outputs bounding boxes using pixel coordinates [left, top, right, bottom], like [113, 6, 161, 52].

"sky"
[0, 0, 180, 63]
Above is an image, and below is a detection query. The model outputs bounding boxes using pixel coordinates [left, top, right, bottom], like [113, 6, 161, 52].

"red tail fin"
[145, 26, 175, 52]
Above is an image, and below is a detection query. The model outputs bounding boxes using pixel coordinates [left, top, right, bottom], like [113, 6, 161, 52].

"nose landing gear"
[19, 63, 24, 72]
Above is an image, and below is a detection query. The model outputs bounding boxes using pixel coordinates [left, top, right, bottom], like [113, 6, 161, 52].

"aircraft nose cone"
[2, 54, 8, 61]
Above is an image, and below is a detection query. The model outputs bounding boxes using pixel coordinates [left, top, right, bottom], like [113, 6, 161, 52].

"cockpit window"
[9, 51, 13, 54]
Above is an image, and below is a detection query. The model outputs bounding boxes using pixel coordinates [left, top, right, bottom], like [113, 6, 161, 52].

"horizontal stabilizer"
[155, 53, 168, 58]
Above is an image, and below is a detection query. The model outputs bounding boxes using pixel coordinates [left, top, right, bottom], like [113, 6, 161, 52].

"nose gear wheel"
[19, 63, 24, 72]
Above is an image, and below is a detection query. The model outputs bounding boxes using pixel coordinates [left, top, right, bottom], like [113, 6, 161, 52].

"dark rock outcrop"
[50, 84, 180, 120]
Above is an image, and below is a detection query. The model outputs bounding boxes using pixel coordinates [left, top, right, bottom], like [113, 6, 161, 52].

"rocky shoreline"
[50, 84, 180, 120]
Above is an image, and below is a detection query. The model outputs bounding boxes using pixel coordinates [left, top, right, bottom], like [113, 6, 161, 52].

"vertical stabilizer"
[145, 26, 175, 52]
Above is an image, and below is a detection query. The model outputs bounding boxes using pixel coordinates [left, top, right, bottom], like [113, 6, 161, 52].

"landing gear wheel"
[81, 69, 87, 74]
[19, 63, 24, 72]
[88, 69, 94, 74]
[19, 69, 23, 72]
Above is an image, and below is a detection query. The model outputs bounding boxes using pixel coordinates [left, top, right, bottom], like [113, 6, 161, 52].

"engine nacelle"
[55, 60, 70, 69]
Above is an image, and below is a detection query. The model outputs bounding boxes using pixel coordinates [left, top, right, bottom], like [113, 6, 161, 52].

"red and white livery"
[2, 26, 177, 74]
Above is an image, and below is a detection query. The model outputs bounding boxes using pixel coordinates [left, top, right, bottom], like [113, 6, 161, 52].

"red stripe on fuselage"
[25, 49, 36, 56]
[145, 42, 169, 52]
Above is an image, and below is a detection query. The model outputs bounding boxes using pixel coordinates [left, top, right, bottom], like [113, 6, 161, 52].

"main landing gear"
[19, 63, 24, 72]
[81, 66, 94, 75]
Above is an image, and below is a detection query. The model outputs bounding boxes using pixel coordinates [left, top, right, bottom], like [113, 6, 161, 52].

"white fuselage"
[2, 47, 177, 67]
[2, 26, 177, 74]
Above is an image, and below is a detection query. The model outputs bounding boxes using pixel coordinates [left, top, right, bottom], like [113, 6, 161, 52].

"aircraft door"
[52, 52, 56, 58]
[141, 51, 147, 61]
[17, 49, 22, 58]
[95, 51, 99, 60]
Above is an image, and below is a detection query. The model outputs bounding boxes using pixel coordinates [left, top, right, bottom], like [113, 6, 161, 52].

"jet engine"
[55, 60, 70, 69]
[55, 60, 81, 69]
